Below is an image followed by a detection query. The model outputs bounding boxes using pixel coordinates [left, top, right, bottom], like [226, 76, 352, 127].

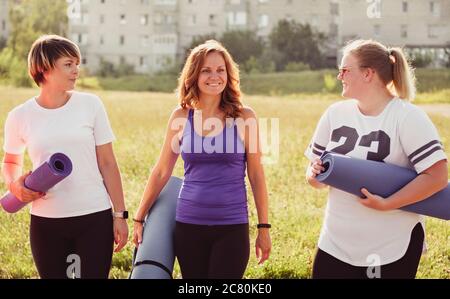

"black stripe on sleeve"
[314, 143, 326, 151]
[408, 140, 441, 161]
[411, 146, 444, 166]
[312, 149, 323, 156]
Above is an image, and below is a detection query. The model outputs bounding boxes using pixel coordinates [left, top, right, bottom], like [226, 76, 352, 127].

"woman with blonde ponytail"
[305, 39, 448, 279]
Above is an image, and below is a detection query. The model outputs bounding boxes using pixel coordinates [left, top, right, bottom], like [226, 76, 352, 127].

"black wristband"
[257, 223, 271, 229]
[133, 218, 145, 224]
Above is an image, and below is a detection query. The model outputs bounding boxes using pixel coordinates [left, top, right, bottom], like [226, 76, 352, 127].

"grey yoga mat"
[130, 176, 183, 279]
[1, 153, 73, 213]
[316, 152, 449, 220]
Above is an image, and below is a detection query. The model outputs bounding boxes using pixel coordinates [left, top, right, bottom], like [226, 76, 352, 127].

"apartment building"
[61, 0, 450, 73]
[339, 0, 449, 46]
[337, 0, 450, 65]
[68, 0, 179, 73]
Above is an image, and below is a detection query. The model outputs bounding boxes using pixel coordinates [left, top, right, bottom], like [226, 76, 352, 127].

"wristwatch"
[113, 210, 129, 219]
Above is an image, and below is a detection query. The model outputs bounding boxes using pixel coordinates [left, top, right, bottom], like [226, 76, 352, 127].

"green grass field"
[75, 68, 450, 95]
[0, 86, 448, 279]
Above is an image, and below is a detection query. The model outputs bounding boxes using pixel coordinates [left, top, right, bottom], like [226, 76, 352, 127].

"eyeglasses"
[337, 65, 369, 77]
[338, 67, 351, 77]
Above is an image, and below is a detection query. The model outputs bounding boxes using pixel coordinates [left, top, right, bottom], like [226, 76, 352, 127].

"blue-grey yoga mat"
[130, 176, 183, 279]
[1, 153, 73, 213]
[316, 152, 449, 220]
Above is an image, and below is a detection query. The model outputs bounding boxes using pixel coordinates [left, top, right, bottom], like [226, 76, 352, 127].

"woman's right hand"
[133, 221, 144, 248]
[307, 158, 327, 189]
[309, 158, 325, 179]
[8, 171, 46, 203]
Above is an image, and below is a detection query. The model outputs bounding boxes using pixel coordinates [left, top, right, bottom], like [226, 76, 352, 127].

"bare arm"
[96, 142, 129, 252]
[2, 153, 23, 187]
[134, 109, 185, 220]
[96, 143, 126, 213]
[2, 153, 44, 202]
[361, 160, 448, 211]
[133, 108, 186, 247]
[240, 107, 271, 264]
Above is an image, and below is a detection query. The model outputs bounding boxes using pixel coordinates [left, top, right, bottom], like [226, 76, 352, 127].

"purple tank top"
[176, 109, 248, 225]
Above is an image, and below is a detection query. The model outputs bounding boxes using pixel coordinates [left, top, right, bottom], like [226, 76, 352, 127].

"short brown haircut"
[27, 35, 81, 86]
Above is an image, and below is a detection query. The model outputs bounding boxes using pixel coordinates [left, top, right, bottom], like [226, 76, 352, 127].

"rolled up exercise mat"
[0, 153, 73, 213]
[130, 176, 183, 279]
[316, 152, 450, 220]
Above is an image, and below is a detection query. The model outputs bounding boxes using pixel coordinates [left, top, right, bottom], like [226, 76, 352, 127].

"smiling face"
[43, 56, 80, 91]
[337, 53, 367, 99]
[197, 51, 228, 99]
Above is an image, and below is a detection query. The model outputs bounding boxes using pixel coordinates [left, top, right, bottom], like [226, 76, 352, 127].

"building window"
[120, 35, 125, 45]
[329, 23, 338, 37]
[140, 35, 149, 47]
[101, 0, 105, 3]
[120, 56, 125, 65]
[401, 25, 407, 38]
[258, 14, 269, 28]
[82, 58, 87, 65]
[311, 14, 318, 27]
[141, 14, 149, 25]
[330, 2, 339, 16]
[1, 20, 5, 31]
[155, 13, 162, 24]
[430, 1, 440, 17]
[100, 35, 104, 45]
[188, 14, 196, 26]
[402, 1, 408, 12]
[209, 14, 216, 26]
[100, 14, 105, 24]
[228, 11, 247, 26]
[81, 13, 89, 25]
[77, 33, 88, 45]
[428, 25, 439, 38]
[165, 14, 173, 24]
[373, 24, 380, 37]
[140, 56, 147, 67]
[120, 14, 126, 25]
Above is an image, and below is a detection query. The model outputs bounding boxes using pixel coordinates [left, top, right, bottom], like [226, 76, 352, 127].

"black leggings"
[30, 208, 114, 279]
[312, 222, 425, 279]
[174, 221, 250, 279]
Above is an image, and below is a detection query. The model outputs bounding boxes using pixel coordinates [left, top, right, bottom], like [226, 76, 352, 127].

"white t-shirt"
[3, 91, 116, 218]
[304, 98, 447, 266]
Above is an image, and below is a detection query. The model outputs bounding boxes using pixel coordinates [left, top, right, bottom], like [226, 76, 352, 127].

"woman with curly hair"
[133, 40, 271, 279]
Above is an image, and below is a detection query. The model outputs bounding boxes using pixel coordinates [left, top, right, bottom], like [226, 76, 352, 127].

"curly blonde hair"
[177, 40, 243, 118]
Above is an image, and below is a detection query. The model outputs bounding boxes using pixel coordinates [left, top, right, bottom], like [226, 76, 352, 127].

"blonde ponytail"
[390, 48, 416, 101]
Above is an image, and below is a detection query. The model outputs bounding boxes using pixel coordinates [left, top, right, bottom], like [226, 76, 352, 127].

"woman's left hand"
[359, 188, 394, 211]
[255, 229, 271, 265]
[113, 218, 129, 252]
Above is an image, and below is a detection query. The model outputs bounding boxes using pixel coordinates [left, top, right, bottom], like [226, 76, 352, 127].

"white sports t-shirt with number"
[304, 98, 447, 267]
[3, 91, 115, 218]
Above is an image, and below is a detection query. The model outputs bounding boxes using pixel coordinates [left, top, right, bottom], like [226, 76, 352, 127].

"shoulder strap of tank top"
[188, 108, 194, 122]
